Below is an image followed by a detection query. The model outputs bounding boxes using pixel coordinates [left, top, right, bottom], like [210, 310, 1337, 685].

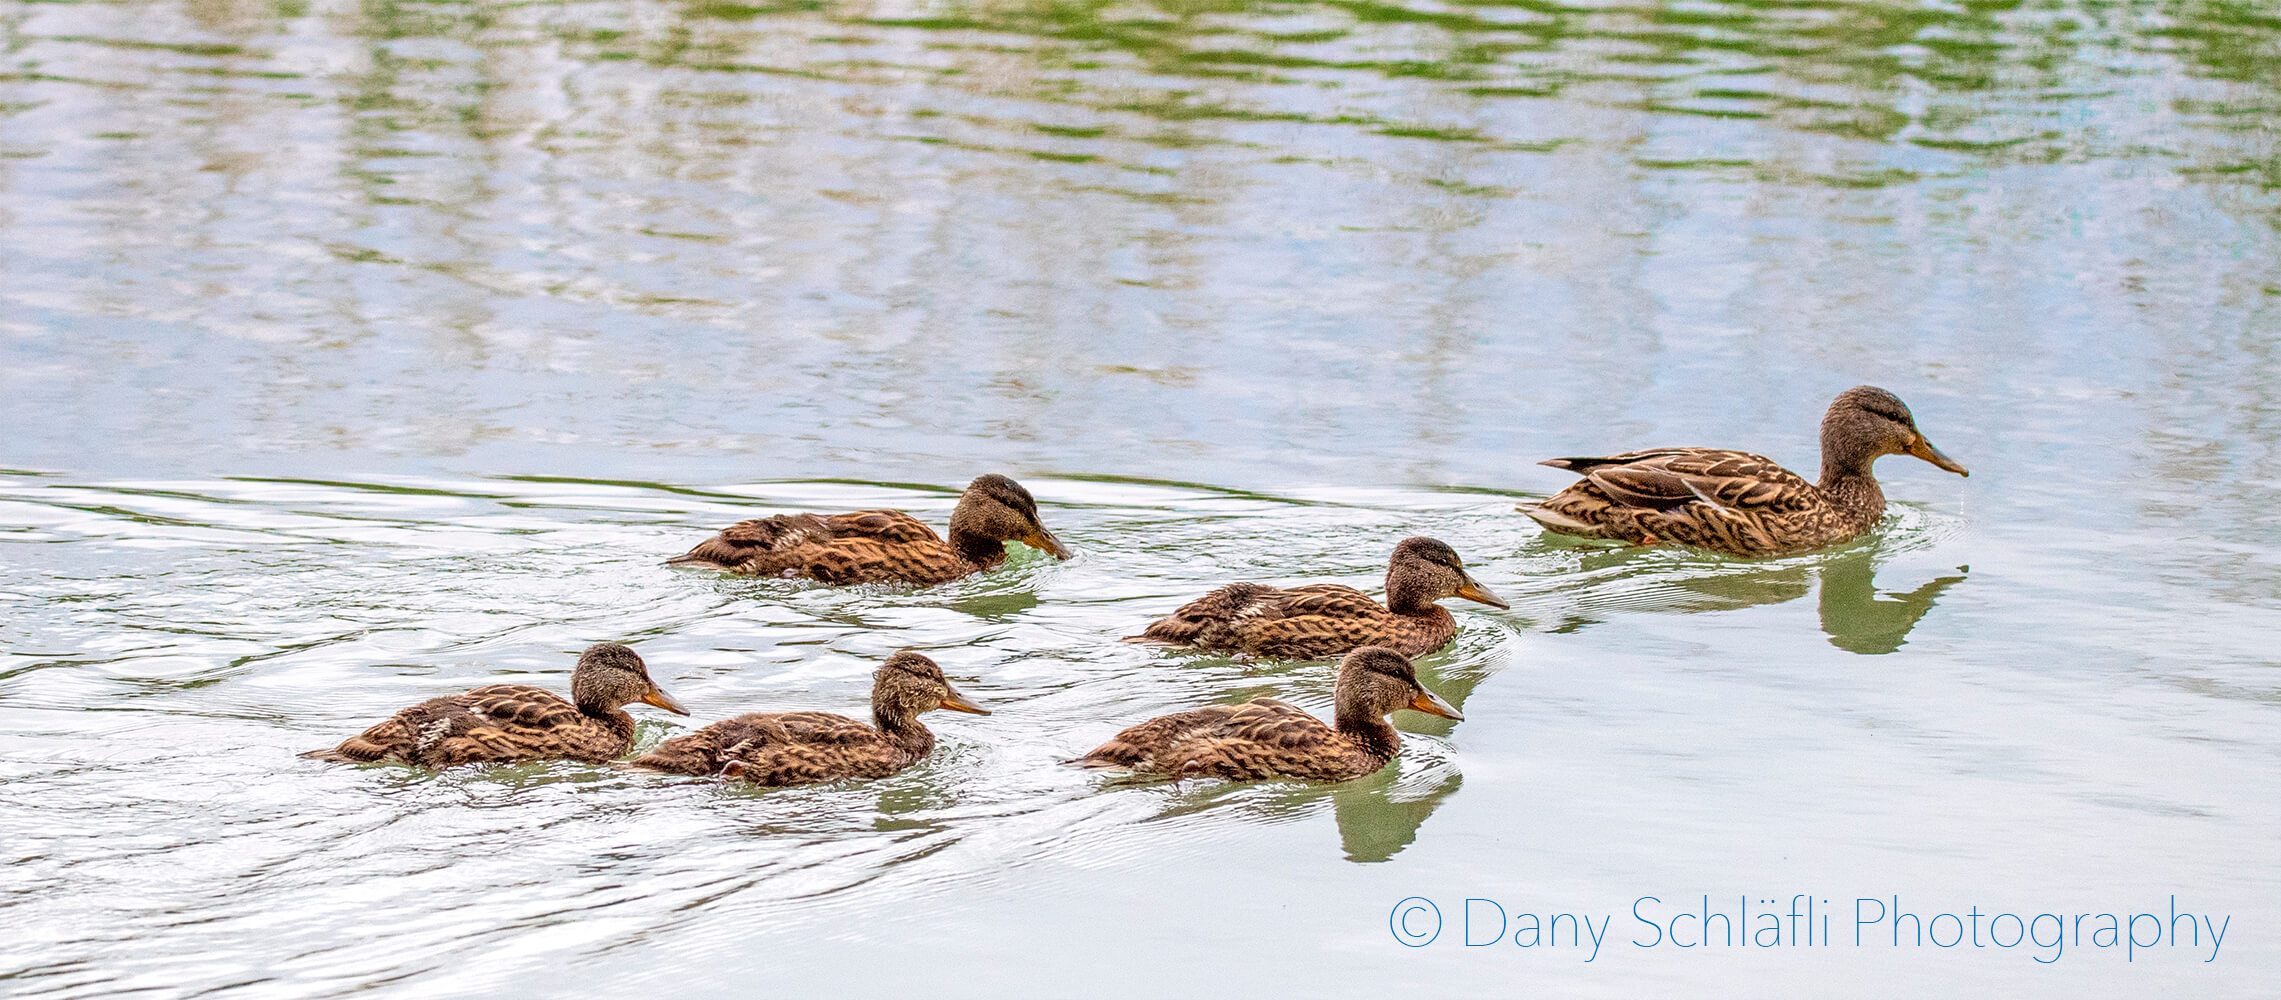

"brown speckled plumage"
[302, 643, 688, 767]
[1522, 386, 1968, 558]
[628, 651, 989, 786]
[667, 474, 1068, 585]
[1130, 537, 1507, 659]
[1072, 646, 1462, 782]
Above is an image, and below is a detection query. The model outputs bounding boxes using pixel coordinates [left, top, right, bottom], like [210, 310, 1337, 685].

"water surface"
[2, 0, 2278, 994]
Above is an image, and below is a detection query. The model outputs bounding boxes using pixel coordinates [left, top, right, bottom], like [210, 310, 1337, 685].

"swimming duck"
[302, 643, 687, 766]
[667, 474, 1069, 585]
[1521, 385, 1968, 557]
[1071, 646, 1460, 781]
[627, 651, 989, 785]
[1129, 537, 1507, 659]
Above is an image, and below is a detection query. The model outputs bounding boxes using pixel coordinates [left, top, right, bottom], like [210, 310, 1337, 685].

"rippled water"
[3, 0, 2279, 994]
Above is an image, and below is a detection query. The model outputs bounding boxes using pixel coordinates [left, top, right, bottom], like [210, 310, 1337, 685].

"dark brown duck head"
[569, 642, 688, 717]
[871, 650, 990, 731]
[1821, 386, 1969, 481]
[946, 474, 1069, 565]
[1334, 646, 1463, 730]
[1383, 537, 1508, 614]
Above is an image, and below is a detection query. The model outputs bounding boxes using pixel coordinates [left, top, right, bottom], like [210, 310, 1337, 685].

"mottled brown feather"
[1078, 698, 1390, 781]
[1524, 387, 1967, 558]
[306, 685, 637, 767]
[629, 709, 929, 785]
[668, 510, 974, 585]
[1133, 582, 1456, 660]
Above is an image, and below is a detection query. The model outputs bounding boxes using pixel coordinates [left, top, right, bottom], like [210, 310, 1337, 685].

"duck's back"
[1077, 698, 1379, 781]
[631, 710, 919, 785]
[307, 685, 629, 766]
[1530, 447, 1850, 555]
[1137, 582, 1446, 658]
[668, 510, 969, 584]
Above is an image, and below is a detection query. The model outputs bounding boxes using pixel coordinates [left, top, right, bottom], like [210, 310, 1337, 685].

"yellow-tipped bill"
[937, 688, 991, 715]
[640, 685, 689, 716]
[1024, 529, 1072, 560]
[1906, 433, 1968, 477]
[1454, 576, 1509, 610]
[1408, 687, 1463, 721]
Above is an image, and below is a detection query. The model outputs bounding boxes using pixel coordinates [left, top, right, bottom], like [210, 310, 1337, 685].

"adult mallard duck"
[1521, 385, 1968, 557]
[627, 651, 989, 785]
[1070, 646, 1460, 781]
[667, 474, 1069, 585]
[1129, 537, 1507, 659]
[302, 643, 688, 766]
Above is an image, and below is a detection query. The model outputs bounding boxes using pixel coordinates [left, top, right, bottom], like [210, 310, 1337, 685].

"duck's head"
[570, 642, 687, 716]
[947, 474, 1070, 559]
[872, 650, 990, 722]
[1336, 645, 1463, 724]
[1824, 386, 1968, 478]
[1384, 536, 1507, 613]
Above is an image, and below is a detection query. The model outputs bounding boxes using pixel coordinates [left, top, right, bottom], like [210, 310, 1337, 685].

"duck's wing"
[1072, 698, 1330, 768]
[738, 711, 877, 747]
[309, 685, 598, 765]
[1072, 703, 1251, 766]
[1147, 699, 1355, 779]
[667, 510, 942, 571]
[1129, 581, 1279, 644]
[1223, 584, 1399, 657]
[1557, 448, 1815, 513]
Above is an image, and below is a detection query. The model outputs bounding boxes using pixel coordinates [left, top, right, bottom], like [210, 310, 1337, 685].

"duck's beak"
[937, 687, 991, 715]
[1408, 687, 1464, 721]
[1022, 527, 1072, 560]
[1906, 432, 1969, 477]
[1453, 575, 1510, 610]
[639, 684, 689, 716]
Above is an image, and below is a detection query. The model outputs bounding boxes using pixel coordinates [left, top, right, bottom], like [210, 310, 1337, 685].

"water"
[2, 0, 2278, 994]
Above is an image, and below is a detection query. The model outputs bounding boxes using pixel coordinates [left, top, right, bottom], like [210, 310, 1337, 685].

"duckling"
[1130, 537, 1507, 659]
[667, 474, 1069, 585]
[302, 643, 687, 766]
[1071, 646, 1460, 781]
[1522, 385, 1968, 557]
[627, 651, 989, 785]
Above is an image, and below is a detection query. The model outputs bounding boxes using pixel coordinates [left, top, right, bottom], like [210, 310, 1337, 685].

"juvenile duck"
[1522, 385, 1968, 557]
[667, 474, 1069, 585]
[1071, 646, 1460, 781]
[302, 643, 687, 766]
[628, 651, 989, 786]
[1130, 537, 1507, 659]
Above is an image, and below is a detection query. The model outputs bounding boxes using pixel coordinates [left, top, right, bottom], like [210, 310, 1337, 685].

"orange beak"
[937, 687, 991, 715]
[1453, 576, 1509, 610]
[1023, 528, 1071, 560]
[1906, 433, 1969, 477]
[1407, 686, 1463, 721]
[639, 684, 689, 716]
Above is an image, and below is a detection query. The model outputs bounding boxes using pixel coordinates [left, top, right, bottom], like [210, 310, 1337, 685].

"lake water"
[2, 0, 2278, 994]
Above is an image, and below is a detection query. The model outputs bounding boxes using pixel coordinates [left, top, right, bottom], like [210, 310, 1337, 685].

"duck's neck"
[579, 704, 637, 741]
[872, 707, 937, 758]
[1818, 452, 1887, 528]
[948, 529, 1007, 569]
[1332, 710, 1402, 764]
[1384, 575, 1442, 616]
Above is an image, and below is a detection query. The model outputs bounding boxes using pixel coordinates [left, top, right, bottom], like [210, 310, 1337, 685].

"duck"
[302, 642, 687, 766]
[627, 650, 989, 785]
[1129, 536, 1507, 659]
[1521, 385, 1968, 558]
[1071, 646, 1461, 781]
[667, 473, 1069, 585]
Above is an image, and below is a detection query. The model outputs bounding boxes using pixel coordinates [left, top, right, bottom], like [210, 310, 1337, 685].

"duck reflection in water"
[1557, 544, 1966, 655]
[1111, 655, 1480, 863]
